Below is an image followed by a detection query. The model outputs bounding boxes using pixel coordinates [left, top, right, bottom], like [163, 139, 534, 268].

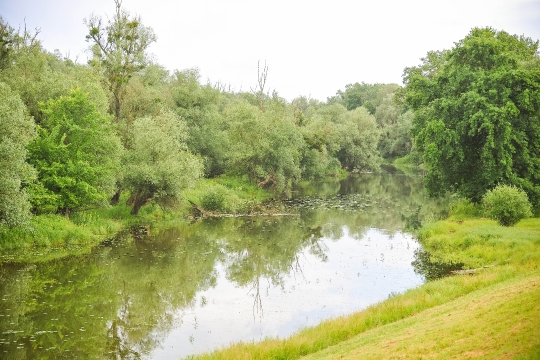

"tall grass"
[183, 174, 273, 213]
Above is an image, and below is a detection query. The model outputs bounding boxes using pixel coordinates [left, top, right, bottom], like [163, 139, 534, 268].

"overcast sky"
[1, 0, 539, 101]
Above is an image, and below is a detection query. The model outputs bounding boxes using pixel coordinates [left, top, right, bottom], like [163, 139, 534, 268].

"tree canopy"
[122, 110, 204, 215]
[28, 89, 122, 216]
[0, 82, 36, 227]
[85, 0, 156, 122]
[404, 27, 540, 205]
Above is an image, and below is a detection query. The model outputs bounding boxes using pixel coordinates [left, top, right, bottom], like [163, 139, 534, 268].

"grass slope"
[304, 272, 540, 359]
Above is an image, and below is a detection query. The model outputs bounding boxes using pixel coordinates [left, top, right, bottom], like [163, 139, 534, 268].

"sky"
[1, 0, 539, 101]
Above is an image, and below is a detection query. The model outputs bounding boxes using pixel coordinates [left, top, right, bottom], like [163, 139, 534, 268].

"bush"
[200, 185, 227, 211]
[482, 185, 533, 226]
[449, 198, 482, 219]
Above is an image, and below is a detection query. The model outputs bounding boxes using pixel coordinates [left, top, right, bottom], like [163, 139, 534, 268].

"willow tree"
[404, 28, 540, 205]
[122, 110, 203, 215]
[0, 82, 36, 227]
[84, 0, 156, 122]
[225, 99, 304, 191]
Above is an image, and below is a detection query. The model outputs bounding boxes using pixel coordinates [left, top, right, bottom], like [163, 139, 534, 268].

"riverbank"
[192, 211, 540, 359]
[0, 175, 274, 262]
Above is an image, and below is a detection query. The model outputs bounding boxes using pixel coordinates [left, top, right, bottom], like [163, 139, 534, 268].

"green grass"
[391, 154, 426, 174]
[303, 271, 540, 359]
[182, 174, 274, 213]
[193, 216, 540, 360]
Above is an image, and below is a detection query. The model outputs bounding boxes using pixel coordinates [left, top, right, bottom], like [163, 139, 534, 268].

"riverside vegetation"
[0, 1, 540, 358]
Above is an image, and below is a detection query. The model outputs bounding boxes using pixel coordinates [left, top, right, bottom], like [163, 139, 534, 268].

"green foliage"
[120, 63, 173, 125]
[405, 28, 540, 205]
[122, 110, 204, 214]
[0, 21, 109, 123]
[0, 17, 15, 69]
[448, 198, 482, 219]
[226, 100, 304, 191]
[85, 0, 157, 121]
[334, 107, 381, 171]
[482, 185, 533, 226]
[172, 69, 230, 177]
[0, 82, 36, 227]
[300, 148, 342, 180]
[200, 185, 226, 211]
[335, 82, 399, 111]
[378, 110, 413, 159]
[28, 89, 122, 216]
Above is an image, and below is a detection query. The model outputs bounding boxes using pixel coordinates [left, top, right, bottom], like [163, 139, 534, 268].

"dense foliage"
[28, 89, 122, 217]
[404, 28, 540, 206]
[0, 82, 35, 227]
[122, 110, 203, 214]
[1, 1, 538, 238]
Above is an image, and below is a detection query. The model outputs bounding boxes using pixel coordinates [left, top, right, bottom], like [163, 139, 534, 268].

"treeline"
[3, 1, 539, 232]
[0, 3, 412, 229]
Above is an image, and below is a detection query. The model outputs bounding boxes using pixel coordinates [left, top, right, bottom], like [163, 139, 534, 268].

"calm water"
[0, 173, 448, 359]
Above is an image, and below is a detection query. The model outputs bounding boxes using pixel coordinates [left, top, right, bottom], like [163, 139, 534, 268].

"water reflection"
[411, 248, 464, 281]
[0, 172, 449, 359]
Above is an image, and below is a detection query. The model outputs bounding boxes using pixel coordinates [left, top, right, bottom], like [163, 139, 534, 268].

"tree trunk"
[110, 186, 122, 205]
[58, 207, 70, 219]
[114, 83, 122, 123]
[130, 196, 146, 215]
[129, 191, 151, 215]
[188, 200, 207, 218]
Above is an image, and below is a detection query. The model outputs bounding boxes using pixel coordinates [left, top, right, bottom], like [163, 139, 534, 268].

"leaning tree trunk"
[110, 185, 122, 205]
[128, 191, 151, 215]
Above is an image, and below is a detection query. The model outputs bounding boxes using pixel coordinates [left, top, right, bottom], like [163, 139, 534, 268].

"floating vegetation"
[283, 193, 394, 212]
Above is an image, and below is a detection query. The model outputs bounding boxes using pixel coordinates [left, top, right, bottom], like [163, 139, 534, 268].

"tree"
[378, 110, 414, 159]
[225, 99, 304, 191]
[250, 60, 269, 111]
[0, 82, 36, 227]
[335, 82, 399, 112]
[0, 16, 16, 69]
[334, 107, 381, 171]
[28, 89, 122, 217]
[404, 28, 540, 205]
[0, 19, 65, 122]
[0, 17, 110, 124]
[172, 68, 230, 177]
[120, 63, 172, 124]
[85, 0, 156, 122]
[122, 110, 203, 215]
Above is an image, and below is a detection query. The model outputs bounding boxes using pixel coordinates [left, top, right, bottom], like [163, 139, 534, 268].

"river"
[0, 172, 449, 359]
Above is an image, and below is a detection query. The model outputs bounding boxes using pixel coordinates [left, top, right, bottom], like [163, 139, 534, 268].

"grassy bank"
[193, 213, 540, 359]
[391, 154, 426, 175]
[0, 175, 273, 261]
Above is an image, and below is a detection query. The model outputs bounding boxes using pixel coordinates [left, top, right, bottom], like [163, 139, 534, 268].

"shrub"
[449, 198, 482, 219]
[482, 185, 533, 226]
[200, 185, 227, 211]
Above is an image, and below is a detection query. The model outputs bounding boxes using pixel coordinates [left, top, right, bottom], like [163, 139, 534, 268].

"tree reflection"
[0, 172, 450, 358]
[0, 223, 222, 359]
[411, 248, 464, 281]
[214, 216, 328, 318]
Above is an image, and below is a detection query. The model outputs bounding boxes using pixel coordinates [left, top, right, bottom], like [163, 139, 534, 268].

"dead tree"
[250, 60, 269, 111]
